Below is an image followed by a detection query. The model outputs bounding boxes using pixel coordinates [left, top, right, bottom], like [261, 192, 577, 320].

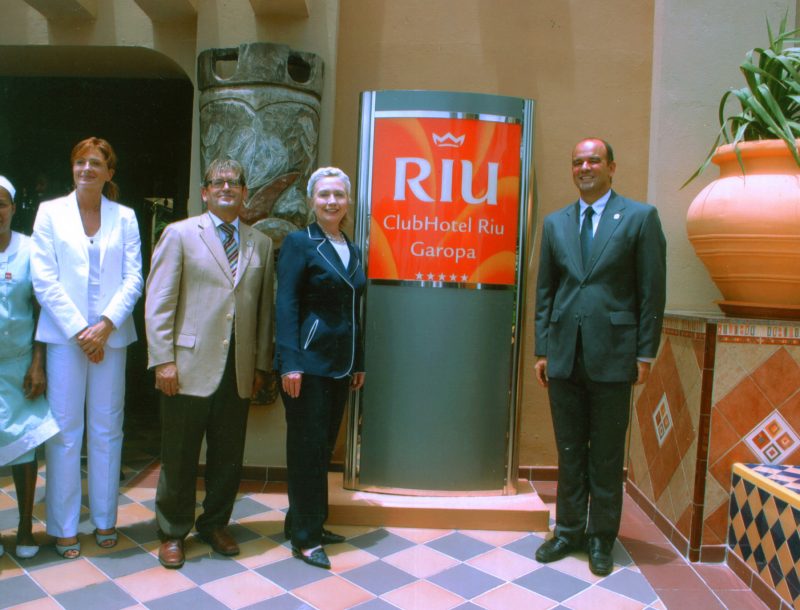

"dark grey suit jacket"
[534, 190, 666, 383]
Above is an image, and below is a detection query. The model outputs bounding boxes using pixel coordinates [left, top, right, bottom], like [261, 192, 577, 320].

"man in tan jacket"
[145, 158, 274, 569]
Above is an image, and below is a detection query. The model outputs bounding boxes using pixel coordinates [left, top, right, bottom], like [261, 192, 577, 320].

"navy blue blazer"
[534, 190, 666, 383]
[274, 222, 366, 378]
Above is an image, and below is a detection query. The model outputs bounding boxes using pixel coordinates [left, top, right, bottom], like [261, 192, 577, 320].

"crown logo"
[432, 132, 465, 148]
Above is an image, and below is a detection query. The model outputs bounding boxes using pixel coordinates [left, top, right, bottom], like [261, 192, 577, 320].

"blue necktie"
[581, 207, 594, 270]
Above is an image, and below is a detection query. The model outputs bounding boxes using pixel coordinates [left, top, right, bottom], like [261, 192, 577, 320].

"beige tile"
[787, 345, 800, 368]
[664, 462, 692, 522]
[119, 487, 156, 503]
[383, 545, 459, 578]
[473, 582, 554, 610]
[702, 468, 731, 512]
[236, 510, 285, 537]
[293, 574, 374, 610]
[731, 343, 779, 377]
[385, 526, 450, 544]
[202, 570, 283, 609]
[115, 565, 195, 602]
[0, 493, 16, 510]
[247, 491, 289, 510]
[563, 584, 648, 610]
[549, 553, 608, 583]
[461, 529, 528, 546]
[0, 549, 25, 580]
[235, 537, 292, 569]
[684, 378, 702, 429]
[328, 544, 381, 573]
[467, 547, 539, 581]
[711, 345, 749, 403]
[382, 580, 464, 610]
[30, 558, 108, 595]
[0, 475, 14, 492]
[114, 502, 155, 527]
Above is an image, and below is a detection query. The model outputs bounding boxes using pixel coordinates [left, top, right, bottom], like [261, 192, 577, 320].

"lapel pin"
[247, 240, 254, 247]
[613, 213, 621, 220]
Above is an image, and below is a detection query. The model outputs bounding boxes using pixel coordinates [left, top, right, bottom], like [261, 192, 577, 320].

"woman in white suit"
[31, 137, 143, 558]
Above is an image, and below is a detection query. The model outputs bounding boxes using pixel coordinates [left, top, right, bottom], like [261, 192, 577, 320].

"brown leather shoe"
[158, 538, 185, 569]
[199, 527, 240, 556]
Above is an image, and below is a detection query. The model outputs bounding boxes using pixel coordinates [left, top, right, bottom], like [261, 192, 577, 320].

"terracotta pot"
[686, 139, 800, 319]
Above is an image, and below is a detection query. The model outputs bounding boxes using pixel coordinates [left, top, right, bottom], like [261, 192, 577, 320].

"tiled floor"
[0, 454, 770, 609]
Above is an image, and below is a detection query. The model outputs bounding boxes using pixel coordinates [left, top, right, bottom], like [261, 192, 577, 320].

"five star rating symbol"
[414, 271, 469, 282]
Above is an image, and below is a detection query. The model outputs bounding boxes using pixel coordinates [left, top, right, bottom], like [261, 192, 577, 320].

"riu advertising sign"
[367, 116, 522, 285]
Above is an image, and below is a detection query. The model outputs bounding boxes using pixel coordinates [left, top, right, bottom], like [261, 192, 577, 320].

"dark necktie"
[220, 222, 238, 278]
[580, 206, 594, 270]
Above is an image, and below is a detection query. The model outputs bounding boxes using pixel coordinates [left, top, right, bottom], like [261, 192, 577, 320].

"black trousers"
[281, 374, 349, 549]
[155, 345, 250, 539]
[547, 343, 632, 544]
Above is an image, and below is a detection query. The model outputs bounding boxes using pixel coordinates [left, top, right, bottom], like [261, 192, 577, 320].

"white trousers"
[45, 343, 126, 537]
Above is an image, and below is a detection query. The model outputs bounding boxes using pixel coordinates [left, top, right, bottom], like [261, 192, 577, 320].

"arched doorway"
[0, 45, 194, 456]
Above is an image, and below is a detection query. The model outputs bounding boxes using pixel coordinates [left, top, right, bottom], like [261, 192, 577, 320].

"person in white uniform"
[0, 176, 59, 559]
[30, 137, 143, 559]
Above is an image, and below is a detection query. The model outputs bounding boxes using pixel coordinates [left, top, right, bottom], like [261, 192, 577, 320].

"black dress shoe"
[587, 536, 614, 576]
[321, 528, 346, 544]
[292, 545, 331, 569]
[535, 536, 579, 563]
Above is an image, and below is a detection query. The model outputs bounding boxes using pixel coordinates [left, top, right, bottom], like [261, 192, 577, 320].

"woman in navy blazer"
[275, 167, 365, 569]
[31, 138, 142, 559]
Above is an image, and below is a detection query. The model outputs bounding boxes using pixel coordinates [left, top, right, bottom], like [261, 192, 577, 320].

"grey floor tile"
[0, 574, 46, 608]
[140, 498, 156, 511]
[118, 519, 160, 544]
[55, 580, 136, 610]
[428, 564, 504, 599]
[341, 560, 417, 595]
[504, 533, 547, 559]
[11, 544, 76, 571]
[178, 552, 247, 585]
[613, 540, 634, 567]
[599, 567, 659, 604]
[146, 587, 231, 610]
[425, 532, 493, 561]
[353, 599, 402, 610]
[225, 522, 263, 544]
[452, 604, 485, 610]
[513, 565, 590, 602]
[256, 556, 331, 590]
[231, 496, 272, 520]
[347, 529, 415, 558]
[0, 507, 17, 530]
[242, 594, 314, 609]
[88, 546, 161, 578]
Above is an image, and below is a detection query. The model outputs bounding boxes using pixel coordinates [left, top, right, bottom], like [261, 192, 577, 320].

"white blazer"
[30, 192, 143, 347]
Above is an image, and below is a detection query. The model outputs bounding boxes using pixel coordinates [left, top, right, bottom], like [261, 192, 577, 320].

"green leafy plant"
[685, 14, 800, 186]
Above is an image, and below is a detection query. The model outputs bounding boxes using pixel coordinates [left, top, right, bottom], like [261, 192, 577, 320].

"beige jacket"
[145, 212, 273, 398]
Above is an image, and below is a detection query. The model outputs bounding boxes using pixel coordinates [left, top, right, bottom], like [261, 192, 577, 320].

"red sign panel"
[367, 116, 521, 285]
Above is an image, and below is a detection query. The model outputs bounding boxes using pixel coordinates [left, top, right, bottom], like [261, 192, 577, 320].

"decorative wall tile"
[653, 395, 673, 447]
[744, 412, 800, 466]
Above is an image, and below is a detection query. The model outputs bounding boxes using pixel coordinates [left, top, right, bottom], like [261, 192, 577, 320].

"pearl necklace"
[322, 229, 346, 244]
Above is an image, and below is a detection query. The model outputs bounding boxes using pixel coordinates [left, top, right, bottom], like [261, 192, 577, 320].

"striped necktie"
[220, 222, 238, 278]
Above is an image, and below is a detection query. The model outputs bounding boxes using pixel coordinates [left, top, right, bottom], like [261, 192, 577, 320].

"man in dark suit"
[533, 138, 666, 576]
[145, 158, 274, 569]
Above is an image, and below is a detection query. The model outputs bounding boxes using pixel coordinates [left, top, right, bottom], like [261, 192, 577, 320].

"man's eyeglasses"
[206, 178, 245, 189]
